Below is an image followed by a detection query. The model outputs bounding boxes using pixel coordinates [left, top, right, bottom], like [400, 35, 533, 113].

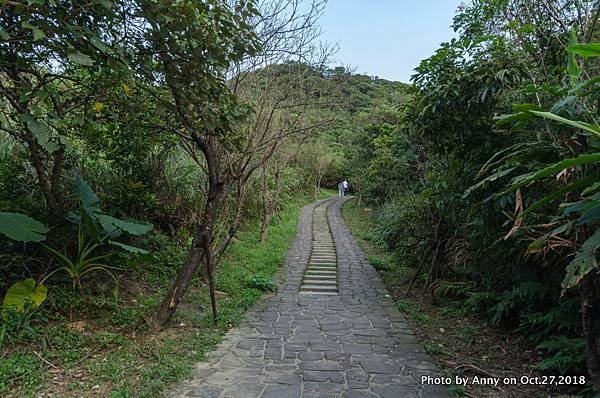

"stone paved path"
[168, 197, 448, 398]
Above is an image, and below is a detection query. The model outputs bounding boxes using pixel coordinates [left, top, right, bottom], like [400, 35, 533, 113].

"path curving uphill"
[168, 197, 448, 398]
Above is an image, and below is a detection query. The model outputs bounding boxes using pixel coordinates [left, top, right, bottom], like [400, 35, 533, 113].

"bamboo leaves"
[471, 39, 600, 293]
[568, 43, 600, 57]
[562, 228, 600, 290]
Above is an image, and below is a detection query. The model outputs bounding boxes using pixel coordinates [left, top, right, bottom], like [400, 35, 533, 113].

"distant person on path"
[342, 180, 349, 196]
[338, 182, 343, 197]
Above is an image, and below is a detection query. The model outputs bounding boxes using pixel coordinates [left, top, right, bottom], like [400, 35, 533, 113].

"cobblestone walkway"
[168, 197, 448, 398]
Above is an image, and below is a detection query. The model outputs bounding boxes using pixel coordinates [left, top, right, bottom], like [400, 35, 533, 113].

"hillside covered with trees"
[1, 0, 599, 396]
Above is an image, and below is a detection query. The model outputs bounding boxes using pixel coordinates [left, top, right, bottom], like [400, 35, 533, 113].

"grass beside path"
[2, 190, 335, 397]
[341, 198, 563, 398]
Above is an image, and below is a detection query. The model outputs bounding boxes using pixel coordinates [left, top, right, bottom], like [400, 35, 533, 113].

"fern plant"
[536, 337, 587, 375]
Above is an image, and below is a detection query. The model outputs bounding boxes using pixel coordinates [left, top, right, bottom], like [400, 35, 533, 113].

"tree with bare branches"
[144, 0, 334, 329]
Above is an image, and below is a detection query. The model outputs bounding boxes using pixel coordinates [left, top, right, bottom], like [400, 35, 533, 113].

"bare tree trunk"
[314, 171, 322, 198]
[204, 244, 218, 324]
[406, 257, 425, 296]
[260, 210, 272, 242]
[581, 273, 600, 391]
[428, 242, 440, 306]
[149, 244, 205, 331]
[50, 147, 65, 208]
[20, 132, 64, 213]
[260, 167, 282, 242]
[150, 146, 225, 331]
[271, 170, 282, 216]
[260, 164, 271, 242]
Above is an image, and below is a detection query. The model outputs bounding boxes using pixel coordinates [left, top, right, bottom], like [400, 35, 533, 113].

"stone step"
[303, 273, 337, 279]
[306, 267, 337, 273]
[303, 276, 336, 282]
[299, 285, 338, 293]
[310, 261, 337, 265]
[310, 257, 336, 261]
[300, 279, 338, 289]
[301, 279, 337, 287]
[299, 291, 338, 295]
[301, 279, 337, 286]
[306, 271, 336, 277]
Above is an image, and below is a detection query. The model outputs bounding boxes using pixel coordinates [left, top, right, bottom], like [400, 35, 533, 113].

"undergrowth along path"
[168, 197, 448, 398]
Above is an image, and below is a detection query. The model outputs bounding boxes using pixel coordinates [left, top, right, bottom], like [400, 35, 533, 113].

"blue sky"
[319, 0, 464, 82]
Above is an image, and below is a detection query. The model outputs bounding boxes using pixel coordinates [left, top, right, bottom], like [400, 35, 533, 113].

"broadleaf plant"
[2, 278, 48, 313]
[0, 212, 48, 242]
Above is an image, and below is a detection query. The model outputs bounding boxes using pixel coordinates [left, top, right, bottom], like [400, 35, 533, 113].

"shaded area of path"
[168, 197, 448, 398]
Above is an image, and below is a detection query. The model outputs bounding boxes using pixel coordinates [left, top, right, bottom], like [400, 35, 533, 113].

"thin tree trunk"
[260, 211, 272, 242]
[272, 170, 282, 216]
[260, 164, 271, 242]
[20, 132, 61, 212]
[428, 242, 440, 306]
[406, 259, 425, 296]
[149, 244, 205, 330]
[50, 146, 65, 206]
[581, 273, 600, 391]
[150, 149, 225, 331]
[314, 172, 322, 198]
[204, 244, 218, 324]
[260, 168, 282, 242]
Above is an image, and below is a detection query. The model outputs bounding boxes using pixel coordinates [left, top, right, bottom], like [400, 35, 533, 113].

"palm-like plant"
[40, 222, 117, 291]
[0, 175, 152, 309]
[40, 175, 151, 296]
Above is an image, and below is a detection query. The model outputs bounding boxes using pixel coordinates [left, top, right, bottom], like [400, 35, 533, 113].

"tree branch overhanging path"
[138, 0, 337, 330]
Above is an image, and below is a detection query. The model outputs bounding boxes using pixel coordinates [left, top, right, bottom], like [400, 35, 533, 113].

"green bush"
[243, 275, 277, 292]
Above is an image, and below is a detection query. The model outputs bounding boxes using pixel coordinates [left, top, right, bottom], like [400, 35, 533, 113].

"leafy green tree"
[114, 0, 261, 330]
[474, 40, 600, 390]
[0, 1, 125, 213]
